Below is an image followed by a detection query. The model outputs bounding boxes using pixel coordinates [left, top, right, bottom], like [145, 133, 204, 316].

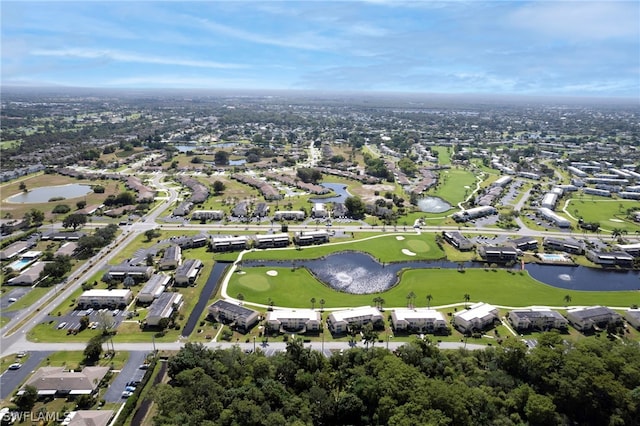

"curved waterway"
[244, 252, 640, 294]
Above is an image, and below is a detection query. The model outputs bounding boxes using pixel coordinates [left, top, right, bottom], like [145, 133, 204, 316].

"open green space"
[240, 233, 444, 262]
[228, 266, 638, 310]
[427, 168, 478, 206]
[566, 197, 640, 232]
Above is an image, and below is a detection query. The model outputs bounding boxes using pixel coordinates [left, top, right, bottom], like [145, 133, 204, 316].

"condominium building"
[326, 306, 384, 334]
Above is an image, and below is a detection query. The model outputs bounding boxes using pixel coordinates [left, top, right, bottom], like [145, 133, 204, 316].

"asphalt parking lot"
[0, 351, 52, 400]
[103, 351, 149, 402]
[43, 308, 126, 333]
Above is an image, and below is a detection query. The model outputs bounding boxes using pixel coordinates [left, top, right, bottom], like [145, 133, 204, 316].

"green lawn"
[566, 197, 640, 232]
[3, 287, 51, 312]
[228, 266, 638, 310]
[427, 168, 478, 205]
[240, 233, 445, 263]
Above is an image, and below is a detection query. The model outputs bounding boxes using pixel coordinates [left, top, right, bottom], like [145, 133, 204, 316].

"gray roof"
[569, 306, 619, 320]
[148, 292, 182, 318]
[210, 299, 257, 319]
[510, 309, 565, 320]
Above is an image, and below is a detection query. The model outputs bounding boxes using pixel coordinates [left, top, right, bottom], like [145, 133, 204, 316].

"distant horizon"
[2, 1, 638, 98]
[2, 85, 638, 106]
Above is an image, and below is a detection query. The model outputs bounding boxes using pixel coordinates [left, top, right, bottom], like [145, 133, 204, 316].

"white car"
[121, 390, 133, 398]
[8, 363, 22, 370]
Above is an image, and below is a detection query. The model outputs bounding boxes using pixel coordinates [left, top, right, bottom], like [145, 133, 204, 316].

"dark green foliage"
[296, 167, 322, 184]
[152, 335, 640, 426]
[14, 385, 38, 411]
[52, 204, 71, 214]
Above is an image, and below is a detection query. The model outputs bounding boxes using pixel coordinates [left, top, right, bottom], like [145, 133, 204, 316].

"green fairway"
[427, 168, 478, 205]
[228, 266, 638, 310]
[567, 197, 640, 232]
[240, 233, 445, 262]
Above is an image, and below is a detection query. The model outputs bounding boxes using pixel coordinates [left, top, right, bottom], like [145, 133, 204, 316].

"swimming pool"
[8, 258, 33, 271]
[537, 253, 571, 262]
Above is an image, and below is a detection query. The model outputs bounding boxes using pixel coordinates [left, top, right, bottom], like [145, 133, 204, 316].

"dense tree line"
[151, 334, 640, 426]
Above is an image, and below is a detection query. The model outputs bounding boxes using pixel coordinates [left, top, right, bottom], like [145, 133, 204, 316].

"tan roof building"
[67, 410, 114, 426]
[19, 366, 110, 396]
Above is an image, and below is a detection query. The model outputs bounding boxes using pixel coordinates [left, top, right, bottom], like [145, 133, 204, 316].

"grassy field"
[566, 197, 640, 232]
[0, 174, 120, 222]
[228, 266, 638, 310]
[427, 168, 478, 206]
[240, 233, 445, 262]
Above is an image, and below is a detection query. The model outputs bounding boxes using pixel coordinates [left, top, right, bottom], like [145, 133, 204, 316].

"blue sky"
[2, 1, 639, 97]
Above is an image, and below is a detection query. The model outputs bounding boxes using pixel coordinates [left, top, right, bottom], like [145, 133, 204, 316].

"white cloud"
[508, 2, 640, 41]
[30, 48, 246, 69]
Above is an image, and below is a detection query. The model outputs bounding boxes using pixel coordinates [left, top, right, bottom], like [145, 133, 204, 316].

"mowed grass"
[427, 168, 478, 205]
[228, 266, 639, 309]
[2, 287, 51, 312]
[567, 197, 640, 232]
[241, 233, 445, 262]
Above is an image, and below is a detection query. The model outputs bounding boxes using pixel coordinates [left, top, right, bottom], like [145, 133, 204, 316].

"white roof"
[330, 306, 381, 322]
[454, 302, 497, 321]
[267, 309, 321, 321]
[393, 308, 445, 322]
[80, 289, 133, 298]
[615, 243, 640, 250]
[21, 250, 42, 258]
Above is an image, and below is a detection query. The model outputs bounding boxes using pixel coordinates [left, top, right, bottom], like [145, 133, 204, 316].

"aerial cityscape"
[1, 1, 639, 425]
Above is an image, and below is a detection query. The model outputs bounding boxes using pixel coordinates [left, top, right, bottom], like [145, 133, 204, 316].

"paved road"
[0, 351, 52, 400]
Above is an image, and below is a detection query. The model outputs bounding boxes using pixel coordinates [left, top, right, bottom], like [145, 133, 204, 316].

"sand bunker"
[396, 236, 405, 240]
[609, 218, 624, 223]
[266, 270, 278, 276]
[401, 249, 416, 256]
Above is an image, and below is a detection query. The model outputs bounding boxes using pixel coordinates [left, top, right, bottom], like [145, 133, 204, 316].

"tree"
[406, 291, 416, 308]
[426, 294, 433, 309]
[29, 209, 45, 225]
[158, 317, 171, 331]
[63, 213, 87, 230]
[463, 293, 471, 308]
[19, 181, 27, 192]
[362, 323, 379, 349]
[84, 336, 103, 364]
[146, 253, 154, 266]
[564, 294, 572, 306]
[214, 150, 229, 166]
[15, 385, 38, 411]
[212, 180, 226, 194]
[76, 200, 87, 210]
[53, 204, 71, 214]
[319, 299, 325, 312]
[144, 228, 160, 242]
[525, 393, 558, 425]
[310, 297, 316, 310]
[79, 315, 90, 330]
[344, 196, 366, 219]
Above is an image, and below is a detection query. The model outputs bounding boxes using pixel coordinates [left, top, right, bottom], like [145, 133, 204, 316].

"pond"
[6, 184, 93, 204]
[309, 183, 351, 204]
[416, 196, 452, 213]
[244, 252, 640, 294]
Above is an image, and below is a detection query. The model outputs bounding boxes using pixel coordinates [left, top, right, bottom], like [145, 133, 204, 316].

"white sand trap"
[464, 185, 470, 189]
[266, 270, 278, 276]
[402, 249, 416, 256]
[396, 236, 405, 240]
[609, 218, 624, 223]
[236, 271, 246, 275]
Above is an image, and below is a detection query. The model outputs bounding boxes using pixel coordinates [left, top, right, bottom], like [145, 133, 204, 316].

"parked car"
[16, 351, 27, 358]
[121, 391, 133, 398]
[125, 386, 136, 392]
[8, 363, 22, 370]
[8, 298, 17, 303]
[126, 380, 140, 387]
[112, 309, 120, 316]
[138, 364, 149, 370]
[57, 322, 67, 329]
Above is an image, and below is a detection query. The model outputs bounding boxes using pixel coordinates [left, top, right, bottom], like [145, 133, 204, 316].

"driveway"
[103, 351, 149, 402]
[0, 351, 52, 399]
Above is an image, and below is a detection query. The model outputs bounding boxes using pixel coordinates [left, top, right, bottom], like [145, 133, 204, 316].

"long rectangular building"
[174, 259, 203, 286]
[326, 306, 383, 334]
[211, 235, 250, 252]
[508, 308, 568, 331]
[137, 273, 171, 304]
[208, 299, 260, 331]
[146, 292, 183, 326]
[254, 233, 290, 249]
[266, 309, 322, 333]
[566, 306, 622, 332]
[77, 289, 133, 309]
[452, 206, 497, 223]
[537, 207, 571, 228]
[391, 308, 449, 334]
[453, 302, 499, 333]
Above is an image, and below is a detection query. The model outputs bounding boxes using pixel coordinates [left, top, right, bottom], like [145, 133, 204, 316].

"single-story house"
[18, 366, 110, 397]
[8, 261, 48, 285]
[65, 410, 114, 426]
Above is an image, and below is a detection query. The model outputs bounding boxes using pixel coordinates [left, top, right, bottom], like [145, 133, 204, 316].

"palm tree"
[407, 291, 416, 308]
[426, 294, 433, 309]
[319, 299, 325, 312]
[310, 297, 316, 310]
[372, 297, 381, 310]
[463, 293, 471, 308]
[378, 298, 385, 311]
[563, 294, 572, 306]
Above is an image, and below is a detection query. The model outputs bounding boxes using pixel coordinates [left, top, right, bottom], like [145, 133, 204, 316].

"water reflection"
[6, 184, 93, 203]
[416, 196, 452, 213]
[244, 251, 640, 294]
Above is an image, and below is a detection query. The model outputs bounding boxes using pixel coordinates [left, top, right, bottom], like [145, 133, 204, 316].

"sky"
[2, 1, 639, 98]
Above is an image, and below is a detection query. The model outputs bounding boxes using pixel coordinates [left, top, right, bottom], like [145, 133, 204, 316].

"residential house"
[508, 308, 568, 331]
[137, 273, 171, 304]
[543, 237, 584, 254]
[326, 306, 384, 334]
[253, 233, 290, 249]
[478, 246, 519, 263]
[442, 231, 474, 251]
[211, 235, 250, 252]
[566, 306, 622, 332]
[391, 308, 449, 334]
[253, 203, 270, 218]
[8, 261, 48, 285]
[274, 210, 306, 221]
[146, 292, 183, 326]
[65, 410, 114, 426]
[208, 299, 260, 331]
[191, 210, 224, 221]
[311, 203, 328, 218]
[18, 366, 110, 397]
[586, 250, 634, 267]
[293, 230, 330, 246]
[266, 309, 322, 333]
[453, 302, 499, 333]
[509, 236, 538, 251]
[106, 264, 153, 281]
[624, 309, 640, 330]
[174, 259, 203, 286]
[0, 241, 32, 260]
[77, 289, 133, 309]
[159, 245, 181, 270]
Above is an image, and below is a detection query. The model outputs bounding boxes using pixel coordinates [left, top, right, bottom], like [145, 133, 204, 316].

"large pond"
[6, 184, 93, 204]
[309, 183, 351, 204]
[244, 252, 640, 294]
[417, 196, 452, 213]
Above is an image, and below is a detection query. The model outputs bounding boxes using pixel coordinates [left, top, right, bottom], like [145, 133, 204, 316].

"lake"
[416, 196, 452, 213]
[309, 183, 351, 204]
[6, 184, 93, 204]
